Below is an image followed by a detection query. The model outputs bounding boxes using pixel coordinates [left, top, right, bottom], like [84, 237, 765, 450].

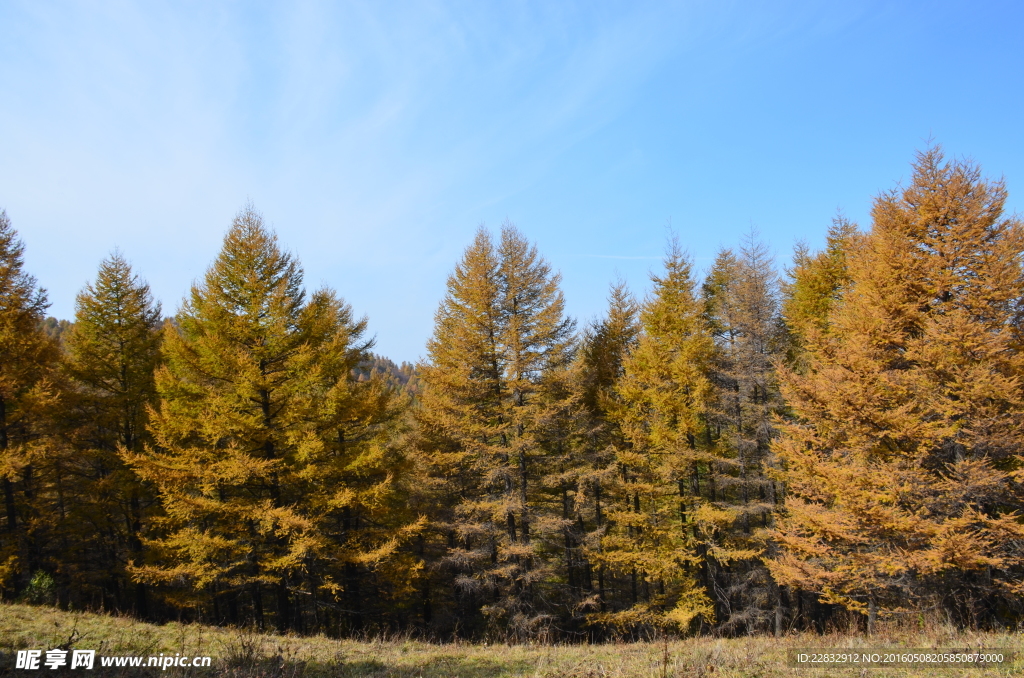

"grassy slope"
[0, 603, 1022, 677]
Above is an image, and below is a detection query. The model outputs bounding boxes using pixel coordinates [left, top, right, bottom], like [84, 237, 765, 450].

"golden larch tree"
[61, 252, 162, 614]
[771, 147, 1024, 630]
[416, 223, 575, 639]
[128, 205, 417, 632]
[0, 210, 59, 598]
[596, 239, 749, 633]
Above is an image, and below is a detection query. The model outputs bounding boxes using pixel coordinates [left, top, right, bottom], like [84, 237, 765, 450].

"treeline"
[1, 147, 1023, 640]
[353, 356, 423, 399]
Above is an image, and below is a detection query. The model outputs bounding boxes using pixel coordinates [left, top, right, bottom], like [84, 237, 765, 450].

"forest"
[0, 146, 1022, 642]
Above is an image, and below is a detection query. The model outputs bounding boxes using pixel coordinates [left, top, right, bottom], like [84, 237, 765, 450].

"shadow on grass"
[0, 648, 538, 677]
[331, 655, 535, 677]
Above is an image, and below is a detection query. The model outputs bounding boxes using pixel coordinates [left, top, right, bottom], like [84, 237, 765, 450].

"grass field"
[1, 603, 1022, 677]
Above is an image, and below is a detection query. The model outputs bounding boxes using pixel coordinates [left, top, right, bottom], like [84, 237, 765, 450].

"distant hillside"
[41, 317, 71, 344]
[353, 354, 423, 399]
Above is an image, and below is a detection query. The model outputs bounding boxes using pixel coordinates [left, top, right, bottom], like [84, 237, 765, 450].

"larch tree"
[770, 147, 1024, 631]
[572, 281, 640, 626]
[782, 216, 859, 361]
[416, 223, 575, 639]
[702, 235, 786, 634]
[128, 205, 417, 633]
[60, 253, 162, 614]
[597, 239, 745, 634]
[0, 210, 59, 598]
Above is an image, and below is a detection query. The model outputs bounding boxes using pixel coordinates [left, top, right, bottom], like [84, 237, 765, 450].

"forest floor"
[0, 603, 1022, 677]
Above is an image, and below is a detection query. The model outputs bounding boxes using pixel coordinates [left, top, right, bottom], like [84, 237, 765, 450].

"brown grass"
[0, 603, 1021, 677]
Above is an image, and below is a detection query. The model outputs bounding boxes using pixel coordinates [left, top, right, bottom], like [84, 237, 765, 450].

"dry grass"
[0, 603, 1021, 676]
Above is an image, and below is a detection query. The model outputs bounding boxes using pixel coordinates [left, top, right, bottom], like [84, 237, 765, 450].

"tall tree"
[128, 205, 416, 633]
[782, 216, 859, 359]
[702, 235, 786, 634]
[595, 239, 741, 634]
[416, 223, 575, 639]
[572, 281, 640, 627]
[0, 210, 59, 598]
[770, 147, 1024, 631]
[60, 253, 162, 614]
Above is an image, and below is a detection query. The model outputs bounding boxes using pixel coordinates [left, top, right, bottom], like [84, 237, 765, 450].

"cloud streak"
[2, 1, 1021, 361]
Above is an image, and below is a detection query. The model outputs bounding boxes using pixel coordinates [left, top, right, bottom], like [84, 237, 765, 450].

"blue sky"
[2, 1, 1022, 362]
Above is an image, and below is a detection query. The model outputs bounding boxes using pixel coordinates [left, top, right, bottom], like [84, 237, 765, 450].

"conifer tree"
[416, 223, 575, 639]
[580, 283, 641, 414]
[128, 205, 415, 632]
[41, 318, 71, 345]
[60, 253, 162, 614]
[596, 240, 737, 633]
[702, 235, 786, 634]
[573, 281, 640, 624]
[770, 148, 1024, 630]
[0, 210, 59, 597]
[782, 216, 859, 356]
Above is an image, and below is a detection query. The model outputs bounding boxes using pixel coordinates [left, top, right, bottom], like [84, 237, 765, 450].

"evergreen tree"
[59, 253, 162, 614]
[416, 223, 575, 639]
[128, 205, 416, 632]
[0, 210, 59, 598]
[770, 147, 1024, 630]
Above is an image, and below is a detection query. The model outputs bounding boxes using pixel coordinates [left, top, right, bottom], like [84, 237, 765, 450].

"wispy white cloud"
[2, 0, 1013, 361]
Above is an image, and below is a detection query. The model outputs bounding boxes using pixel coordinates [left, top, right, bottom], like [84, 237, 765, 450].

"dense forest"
[1, 147, 1022, 641]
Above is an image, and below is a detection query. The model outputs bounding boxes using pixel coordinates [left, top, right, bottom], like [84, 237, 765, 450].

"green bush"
[21, 571, 56, 605]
